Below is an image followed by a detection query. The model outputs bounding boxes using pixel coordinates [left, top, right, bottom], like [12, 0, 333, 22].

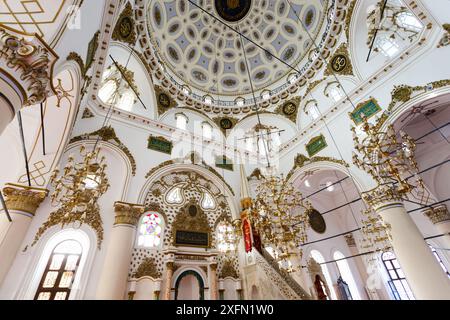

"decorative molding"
[70, 126, 137, 175]
[306, 134, 327, 157]
[219, 259, 239, 279]
[438, 24, 450, 48]
[173, 201, 211, 248]
[344, 234, 356, 247]
[114, 201, 145, 226]
[67, 52, 85, 75]
[2, 183, 48, 215]
[423, 205, 450, 225]
[286, 153, 349, 182]
[112, 2, 136, 46]
[81, 107, 94, 119]
[362, 184, 403, 210]
[133, 257, 162, 279]
[85, 31, 100, 73]
[388, 80, 450, 112]
[0, 25, 58, 106]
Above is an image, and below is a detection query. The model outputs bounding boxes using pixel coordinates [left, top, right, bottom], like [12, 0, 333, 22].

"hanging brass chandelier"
[33, 145, 110, 248]
[251, 173, 310, 271]
[216, 219, 240, 255]
[351, 115, 425, 199]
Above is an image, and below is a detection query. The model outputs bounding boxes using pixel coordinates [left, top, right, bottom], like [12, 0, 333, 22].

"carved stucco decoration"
[70, 126, 137, 175]
[114, 201, 145, 226]
[32, 188, 105, 249]
[112, 2, 137, 46]
[81, 107, 94, 119]
[133, 257, 162, 279]
[219, 259, 239, 279]
[285, 153, 349, 182]
[388, 80, 450, 112]
[2, 183, 48, 215]
[0, 25, 58, 106]
[213, 116, 239, 135]
[324, 43, 354, 77]
[248, 168, 265, 181]
[172, 200, 212, 247]
[423, 205, 450, 225]
[274, 97, 300, 123]
[438, 24, 450, 48]
[154, 85, 177, 116]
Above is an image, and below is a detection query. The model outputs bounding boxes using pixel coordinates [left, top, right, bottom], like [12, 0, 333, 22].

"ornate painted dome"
[146, 0, 329, 104]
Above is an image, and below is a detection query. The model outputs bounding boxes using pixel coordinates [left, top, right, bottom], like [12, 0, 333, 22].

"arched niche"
[138, 163, 238, 221]
[174, 269, 205, 300]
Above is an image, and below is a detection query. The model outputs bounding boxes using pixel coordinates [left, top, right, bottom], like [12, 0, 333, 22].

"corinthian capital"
[113, 201, 145, 226]
[423, 205, 450, 225]
[2, 183, 48, 215]
[362, 184, 403, 210]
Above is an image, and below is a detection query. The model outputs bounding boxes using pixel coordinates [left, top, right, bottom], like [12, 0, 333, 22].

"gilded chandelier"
[216, 219, 240, 255]
[33, 146, 109, 248]
[351, 116, 424, 198]
[252, 174, 310, 271]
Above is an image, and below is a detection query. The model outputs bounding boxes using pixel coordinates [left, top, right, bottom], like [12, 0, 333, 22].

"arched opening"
[175, 270, 204, 300]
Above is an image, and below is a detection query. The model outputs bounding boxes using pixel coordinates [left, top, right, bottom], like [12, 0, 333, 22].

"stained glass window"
[137, 212, 163, 248]
[35, 240, 82, 300]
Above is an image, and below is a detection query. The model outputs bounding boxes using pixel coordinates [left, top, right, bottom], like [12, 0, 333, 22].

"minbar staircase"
[253, 248, 311, 300]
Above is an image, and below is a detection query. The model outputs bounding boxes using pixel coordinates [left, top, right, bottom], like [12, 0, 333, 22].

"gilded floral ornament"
[437, 24, 450, 48]
[285, 153, 349, 182]
[2, 183, 48, 215]
[219, 259, 239, 279]
[70, 126, 136, 175]
[0, 25, 58, 106]
[133, 257, 162, 279]
[32, 146, 109, 248]
[112, 2, 137, 46]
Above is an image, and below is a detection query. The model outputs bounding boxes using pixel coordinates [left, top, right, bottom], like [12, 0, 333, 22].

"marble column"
[209, 262, 218, 300]
[163, 261, 174, 300]
[0, 183, 47, 284]
[95, 201, 144, 300]
[423, 205, 450, 250]
[363, 186, 450, 300]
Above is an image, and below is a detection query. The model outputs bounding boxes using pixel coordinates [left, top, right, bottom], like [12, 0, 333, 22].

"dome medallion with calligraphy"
[146, 0, 329, 106]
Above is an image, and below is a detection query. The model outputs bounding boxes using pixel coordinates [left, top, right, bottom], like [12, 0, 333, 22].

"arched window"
[310, 250, 337, 300]
[166, 186, 183, 204]
[429, 245, 450, 278]
[98, 64, 137, 111]
[381, 251, 414, 300]
[175, 113, 188, 130]
[305, 102, 320, 121]
[35, 240, 83, 300]
[396, 12, 422, 32]
[375, 36, 400, 58]
[333, 251, 361, 300]
[201, 191, 216, 210]
[202, 122, 213, 140]
[137, 212, 163, 248]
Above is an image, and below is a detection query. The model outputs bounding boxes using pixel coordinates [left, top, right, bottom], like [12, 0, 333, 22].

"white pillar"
[423, 205, 450, 250]
[209, 261, 218, 300]
[364, 187, 450, 300]
[95, 201, 144, 300]
[0, 183, 47, 284]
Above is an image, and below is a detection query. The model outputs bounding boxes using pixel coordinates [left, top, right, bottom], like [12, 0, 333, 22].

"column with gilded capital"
[423, 205, 450, 251]
[0, 183, 47, 284]
[363, 186, 450, 299]
[95, 201, 144, 300]
[163, 261, 174, 300]
[209, 262, 218, 300]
